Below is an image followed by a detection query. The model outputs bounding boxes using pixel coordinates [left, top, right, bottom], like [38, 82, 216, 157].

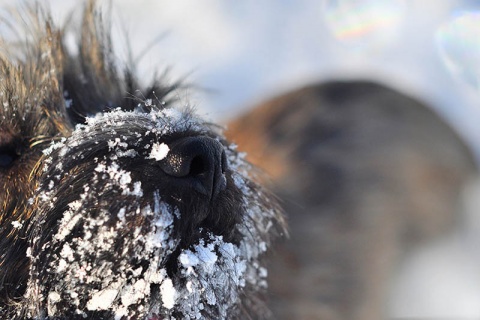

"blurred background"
[11, 0, 480, 159]
[3, 0, 480, 317]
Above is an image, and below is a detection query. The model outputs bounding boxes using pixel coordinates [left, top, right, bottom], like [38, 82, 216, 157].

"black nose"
[158, 136, 228, 199]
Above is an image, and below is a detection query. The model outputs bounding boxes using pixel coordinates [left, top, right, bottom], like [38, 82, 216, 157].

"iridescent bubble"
[436, 12, 480, 92]
[322, 0, 407, 49]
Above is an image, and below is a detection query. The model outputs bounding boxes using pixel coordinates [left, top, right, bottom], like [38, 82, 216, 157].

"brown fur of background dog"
[227, 80, 476, 320]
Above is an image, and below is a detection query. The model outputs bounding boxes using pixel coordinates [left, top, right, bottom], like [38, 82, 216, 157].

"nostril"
[190, 155, 207, 176]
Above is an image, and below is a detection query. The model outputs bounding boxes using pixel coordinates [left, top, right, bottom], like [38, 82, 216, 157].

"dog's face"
[0, 3, 282, 320]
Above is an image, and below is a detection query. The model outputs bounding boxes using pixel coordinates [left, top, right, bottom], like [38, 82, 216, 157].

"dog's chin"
[27, 194, 247, 319]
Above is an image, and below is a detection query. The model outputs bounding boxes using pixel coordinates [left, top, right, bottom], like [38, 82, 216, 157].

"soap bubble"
[322, 0, 407, 50]
[436, 12, 480, 92]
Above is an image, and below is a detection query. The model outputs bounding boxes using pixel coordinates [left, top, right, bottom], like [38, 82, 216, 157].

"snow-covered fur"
[0, 2, 284, 319]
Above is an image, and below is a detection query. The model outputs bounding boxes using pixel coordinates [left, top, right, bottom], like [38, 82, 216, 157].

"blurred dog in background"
[227, 80, 476, 320]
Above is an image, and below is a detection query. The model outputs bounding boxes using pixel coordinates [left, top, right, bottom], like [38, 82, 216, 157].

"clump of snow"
[149, 142, 170, 161]
[160, 278, 176, 309]
[47, 291, 61, 315]
[11, 220, 23, 229]
[87, 288, 119, 311]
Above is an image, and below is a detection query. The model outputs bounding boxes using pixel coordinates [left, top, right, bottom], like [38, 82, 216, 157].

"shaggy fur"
[0, 2, 284, 319]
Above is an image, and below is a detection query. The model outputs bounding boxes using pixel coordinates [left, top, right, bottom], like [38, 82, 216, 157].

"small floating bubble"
[436, 12, 480, 92]
[322, 0, 407, 50]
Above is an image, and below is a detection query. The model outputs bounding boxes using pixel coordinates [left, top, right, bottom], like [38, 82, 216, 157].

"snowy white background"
[3, 0, 480, 317]
[18, 0, 480, 158]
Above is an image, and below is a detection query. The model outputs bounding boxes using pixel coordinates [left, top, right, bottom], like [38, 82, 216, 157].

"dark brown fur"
[0, 2, 284, 319]
[227, 81, 476, 319]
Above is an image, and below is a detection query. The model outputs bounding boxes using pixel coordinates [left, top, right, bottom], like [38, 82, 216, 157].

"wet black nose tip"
[158, 136, 227, 199]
